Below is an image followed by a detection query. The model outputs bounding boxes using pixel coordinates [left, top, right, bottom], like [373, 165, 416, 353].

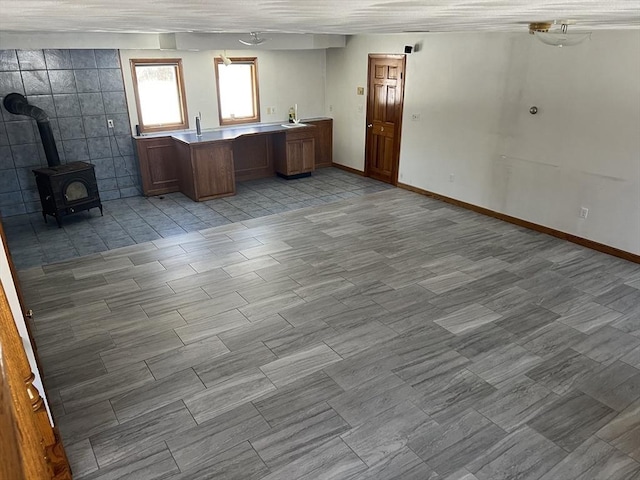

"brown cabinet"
[135, 119, 332, 200]
[175, 140, 235, 201]
[305, 118, 333, 168]
[135, 136, 180, 196]
[233, 135, 273, 182]
[274, 128, 316, 178]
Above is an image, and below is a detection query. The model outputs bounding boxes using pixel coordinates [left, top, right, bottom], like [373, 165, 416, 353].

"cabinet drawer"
[285, 128, 315, 142]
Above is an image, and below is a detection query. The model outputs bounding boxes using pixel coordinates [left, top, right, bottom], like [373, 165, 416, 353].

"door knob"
[367, 124, 373, 128]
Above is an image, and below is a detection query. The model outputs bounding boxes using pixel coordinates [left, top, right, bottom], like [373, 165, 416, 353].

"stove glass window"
[65, 181, 89, 202]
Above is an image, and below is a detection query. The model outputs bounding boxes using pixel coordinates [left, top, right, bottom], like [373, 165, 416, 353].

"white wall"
[327, 31, 640, 255]
[120, 49, 327, 133]
[0, 238, 51, 424]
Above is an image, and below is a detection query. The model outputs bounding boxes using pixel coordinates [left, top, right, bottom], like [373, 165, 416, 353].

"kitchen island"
[134, 118, 332, 201]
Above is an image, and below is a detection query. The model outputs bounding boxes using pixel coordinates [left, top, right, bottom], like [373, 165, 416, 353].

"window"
[214, 57, 260, 125]
[131, 58, 188, 133]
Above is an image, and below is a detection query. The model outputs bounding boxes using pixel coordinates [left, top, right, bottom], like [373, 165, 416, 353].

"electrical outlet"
[107, 119, 114, 128]
[357, 105, 364, 114]
[449, 174, 455, 183]
[580, 207, 589, 219]
[411, 113, 421, 121]
[329, 104, 333, 112]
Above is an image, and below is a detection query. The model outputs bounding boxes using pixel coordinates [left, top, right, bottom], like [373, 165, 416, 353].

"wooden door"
[0, 220, 72, 479]
[364, 54, 406, 185]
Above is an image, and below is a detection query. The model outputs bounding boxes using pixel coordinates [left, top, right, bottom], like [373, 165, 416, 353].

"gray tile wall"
[0, 49, 140, 216]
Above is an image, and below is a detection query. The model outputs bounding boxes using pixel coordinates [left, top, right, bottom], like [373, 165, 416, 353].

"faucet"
[195, 112, 202, 136]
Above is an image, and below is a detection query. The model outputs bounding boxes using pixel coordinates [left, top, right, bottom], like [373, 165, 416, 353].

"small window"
[131, 58, 188, 133]
[214, 57, 260, 126]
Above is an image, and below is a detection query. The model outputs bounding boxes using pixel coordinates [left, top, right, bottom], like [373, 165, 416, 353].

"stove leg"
[42, 212, 47, 224]
[55, 217, 62, 228]
[99, 205, 103, 216]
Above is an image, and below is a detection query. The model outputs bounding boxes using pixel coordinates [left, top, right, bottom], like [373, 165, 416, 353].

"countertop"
[171, 122, 314, 145]
[133, 118, 332, 144]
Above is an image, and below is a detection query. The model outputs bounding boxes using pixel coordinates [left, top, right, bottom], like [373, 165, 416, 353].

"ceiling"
[0, 0, 638, 35]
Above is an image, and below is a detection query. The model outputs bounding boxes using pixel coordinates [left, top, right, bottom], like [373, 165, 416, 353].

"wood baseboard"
[398, 182, 640, 264]
[331, 163, 365, 176]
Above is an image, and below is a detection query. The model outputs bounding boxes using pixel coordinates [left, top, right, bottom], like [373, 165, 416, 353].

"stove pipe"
[3, 92, 60, 167]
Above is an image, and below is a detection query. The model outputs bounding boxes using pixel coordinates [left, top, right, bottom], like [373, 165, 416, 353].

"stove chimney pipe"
[3, 93, 61, 167]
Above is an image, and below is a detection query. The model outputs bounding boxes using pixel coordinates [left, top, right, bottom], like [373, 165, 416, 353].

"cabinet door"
[305, 119, 332, 168]
[301, 138, 315, 172]
[193, 142, 235, 199]
[285, 140, 303, 175]
[136, 137, 179, 196]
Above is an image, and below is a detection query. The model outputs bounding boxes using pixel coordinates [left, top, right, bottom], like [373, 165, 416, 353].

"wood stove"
[33, 162, 103, 228]
[3, 93, 103, 228]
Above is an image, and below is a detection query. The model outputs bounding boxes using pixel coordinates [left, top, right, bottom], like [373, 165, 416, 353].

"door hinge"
[400, 72, 403, 79]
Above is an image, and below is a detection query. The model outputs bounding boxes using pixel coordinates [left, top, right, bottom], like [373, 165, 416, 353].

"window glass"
[215, 58, 260, 125]
[131, 59, 188, 132]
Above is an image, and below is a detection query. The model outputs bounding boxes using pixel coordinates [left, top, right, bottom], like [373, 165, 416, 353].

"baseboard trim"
[398, 182, 640, 264]
[331, 163, 365, 176]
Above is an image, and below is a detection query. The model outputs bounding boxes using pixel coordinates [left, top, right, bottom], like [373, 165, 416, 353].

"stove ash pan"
[33, 162, 103, 228]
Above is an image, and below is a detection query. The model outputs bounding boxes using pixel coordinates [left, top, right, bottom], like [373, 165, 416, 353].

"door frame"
[364, 53, 407, 186]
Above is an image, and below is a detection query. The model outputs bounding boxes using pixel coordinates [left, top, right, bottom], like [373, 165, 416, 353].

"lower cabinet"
[175, 140, 235, 201]
[274, 129, 316, 177]
[305, 118, 333, 168]
[135, 136, 179, 196]
[135, 120, 331, 199]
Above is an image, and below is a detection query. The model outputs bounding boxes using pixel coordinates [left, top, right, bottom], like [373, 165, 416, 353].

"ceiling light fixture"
[239, 32, 267, 46]
[529, 21, 591, 47]
[219, 51, 232, 66]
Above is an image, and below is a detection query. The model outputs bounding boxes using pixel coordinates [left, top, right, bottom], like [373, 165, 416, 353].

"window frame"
[214, 57, 261, 126]
[130, 58, 189, 134]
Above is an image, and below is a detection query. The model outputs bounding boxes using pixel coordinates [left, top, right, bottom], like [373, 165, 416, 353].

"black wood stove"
[33, 162, 103, 227]
[3, 93, 102, 227]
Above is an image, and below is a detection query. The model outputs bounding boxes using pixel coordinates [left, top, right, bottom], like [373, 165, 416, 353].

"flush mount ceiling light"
[239, 32, 267, 46]
[529, 21, 591, 47]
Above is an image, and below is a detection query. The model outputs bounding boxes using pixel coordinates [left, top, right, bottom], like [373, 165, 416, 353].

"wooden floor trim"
[398, 182, 640, 264]
[331, 163, 365, 176]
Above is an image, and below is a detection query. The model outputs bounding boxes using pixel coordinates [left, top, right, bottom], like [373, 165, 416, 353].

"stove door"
[63, 179, 90, 204]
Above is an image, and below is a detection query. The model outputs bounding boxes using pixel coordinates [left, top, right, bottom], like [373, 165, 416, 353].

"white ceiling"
[0, 0, 638, 35]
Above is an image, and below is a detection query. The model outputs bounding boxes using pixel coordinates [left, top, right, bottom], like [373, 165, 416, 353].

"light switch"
[357, 87, 364, 95]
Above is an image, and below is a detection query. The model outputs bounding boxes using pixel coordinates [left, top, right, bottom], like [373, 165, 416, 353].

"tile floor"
[3, 168, 391, 270]
[16, 183, 640, 479]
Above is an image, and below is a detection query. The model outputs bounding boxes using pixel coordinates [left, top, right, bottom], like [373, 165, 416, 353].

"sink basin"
[281, 123, 308, 128]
